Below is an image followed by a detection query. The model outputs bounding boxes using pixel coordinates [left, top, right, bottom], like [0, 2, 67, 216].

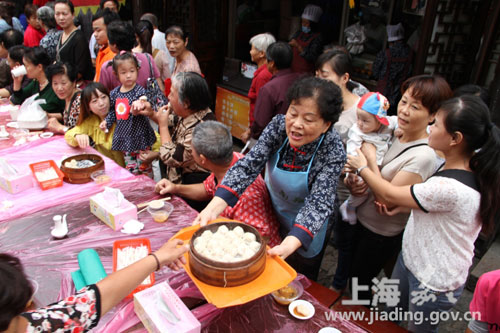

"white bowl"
[318, 327, 342, 333]
[289, 299, 315, 320]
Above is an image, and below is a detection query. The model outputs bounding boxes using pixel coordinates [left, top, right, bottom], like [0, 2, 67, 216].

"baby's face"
[356, 108, 382, 134]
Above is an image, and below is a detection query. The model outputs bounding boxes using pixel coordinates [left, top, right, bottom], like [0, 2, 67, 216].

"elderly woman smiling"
[194, 76, 345, 280]
[45, 62, 81, 134]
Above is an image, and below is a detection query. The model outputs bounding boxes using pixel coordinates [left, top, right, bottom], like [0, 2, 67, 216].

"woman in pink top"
[166, 25, 201, 76]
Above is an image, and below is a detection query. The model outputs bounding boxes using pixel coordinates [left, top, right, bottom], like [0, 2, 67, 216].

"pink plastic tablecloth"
[0, 175, 367, 332]
[0, 136, 134, 221]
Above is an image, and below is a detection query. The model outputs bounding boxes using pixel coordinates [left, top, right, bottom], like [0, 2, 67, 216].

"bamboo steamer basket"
[60, 154, 104, 184]
[189, 221, 266, 287]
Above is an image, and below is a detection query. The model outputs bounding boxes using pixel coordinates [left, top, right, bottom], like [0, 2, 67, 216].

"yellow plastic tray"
[171, 219, 297, 308]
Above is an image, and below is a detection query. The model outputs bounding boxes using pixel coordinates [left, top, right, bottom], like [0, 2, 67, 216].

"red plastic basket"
[29, 160, 64, 190]
[113, 238, 155, 297]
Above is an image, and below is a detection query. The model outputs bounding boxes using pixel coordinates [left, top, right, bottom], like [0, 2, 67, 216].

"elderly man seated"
[155, 120, 280, 246]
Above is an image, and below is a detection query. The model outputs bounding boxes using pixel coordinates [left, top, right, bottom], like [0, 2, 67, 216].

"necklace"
[38, 79, 49, 90]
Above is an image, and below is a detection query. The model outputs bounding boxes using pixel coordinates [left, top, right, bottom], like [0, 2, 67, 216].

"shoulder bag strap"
[391, 143, 428, 162]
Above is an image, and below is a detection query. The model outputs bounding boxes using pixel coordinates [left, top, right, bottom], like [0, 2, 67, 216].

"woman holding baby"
[338, 75, 452, 300]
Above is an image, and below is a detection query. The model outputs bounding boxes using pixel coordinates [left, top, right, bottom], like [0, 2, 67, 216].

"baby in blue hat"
[340, 92, 398, 225]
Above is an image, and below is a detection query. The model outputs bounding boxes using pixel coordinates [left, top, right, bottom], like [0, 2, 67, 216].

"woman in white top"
[346, 95, 500, 332]
[315, 49, 363, 143]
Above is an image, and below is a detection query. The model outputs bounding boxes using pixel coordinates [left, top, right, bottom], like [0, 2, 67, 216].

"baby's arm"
[345, 125, 364, 157]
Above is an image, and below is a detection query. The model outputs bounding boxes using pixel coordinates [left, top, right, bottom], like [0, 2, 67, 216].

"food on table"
[94, 174, 111, 184]
[34, 168, 59, 182]
[275, 285, 298, 299]
[148, 200, 164, 210]
[152, 211, 169, 223]
[64, 159, 96, 169]
[116, 245, 151, 285]
[293, 303, 311, 317]
[193, 225, 261, 263]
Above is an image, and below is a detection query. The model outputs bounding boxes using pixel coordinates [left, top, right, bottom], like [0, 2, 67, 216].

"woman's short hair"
[23, 46, 51, 68]
[400, 75, 452, 115]
[0, 29, 23, 50]
[249, 33, 276, 53]
[165, 25, 187, 41]
[0, 253, 33, 331]
[99, 0, 118, 9]
[24, 4, 38, 19]
[46, 61, 77, 83]
[172, 72, 212, 112]
[266, 41, 293, 70]
[8, 45, 25, 64]
[37, 6, 57, 29]
[54, 0, 74, 14]
[192, 121, 233, 165]
[78, 82, 109, 125]
[107, 20, 135, 51]
[287, 75, 343, 124]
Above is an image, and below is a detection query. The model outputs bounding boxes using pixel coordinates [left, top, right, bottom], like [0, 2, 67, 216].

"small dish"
[90, 170, 111, 184]
[148, 199, 165, 210]
[6, 121, 19, 129]
[147, 201, 173, 223]
[271, 279, 304, 305]
[318, 328, 342, 333]
[289, 300, 315, 320]
[40, 132, 54, 138]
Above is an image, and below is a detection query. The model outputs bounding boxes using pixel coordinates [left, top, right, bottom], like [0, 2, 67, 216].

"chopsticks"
[136, 196, 171, 209]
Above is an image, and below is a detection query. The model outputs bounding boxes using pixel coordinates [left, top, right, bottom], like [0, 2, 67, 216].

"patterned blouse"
[40, 30, 62, 62]
[21, 285, 101, 332]
[215, 114, 346, 250]
[159, 108, 216, 184]
[63, 91, 81, 128]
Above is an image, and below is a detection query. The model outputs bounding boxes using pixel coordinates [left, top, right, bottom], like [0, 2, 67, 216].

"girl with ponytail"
[345, 94, 499, 332]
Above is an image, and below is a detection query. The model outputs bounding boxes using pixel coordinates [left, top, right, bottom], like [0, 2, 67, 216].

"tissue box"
[89, 192, 137, 230]
[134, 281, 201, 333]
[0, 171, 33, 194]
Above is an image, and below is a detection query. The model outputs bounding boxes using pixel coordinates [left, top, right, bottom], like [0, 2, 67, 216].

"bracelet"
[356, 165, 368, 175]
[149, 253, 160, 271]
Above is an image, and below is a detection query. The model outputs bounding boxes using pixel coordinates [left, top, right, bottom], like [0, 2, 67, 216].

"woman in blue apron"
[194, 76, 346, 280]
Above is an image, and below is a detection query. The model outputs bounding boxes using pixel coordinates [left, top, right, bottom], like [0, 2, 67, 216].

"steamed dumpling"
[233, 226, 244, 237]
[201, 230, 213, 239]
[243, 232, 256, 243]
[217, 225, 229, 234]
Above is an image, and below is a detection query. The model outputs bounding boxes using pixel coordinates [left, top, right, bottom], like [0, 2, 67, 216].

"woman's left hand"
[267, 236, 302, 260]
[46, 117, 64, 133]
[346, 148, 368, 173]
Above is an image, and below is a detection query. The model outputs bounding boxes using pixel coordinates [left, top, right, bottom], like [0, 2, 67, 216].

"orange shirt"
[94, 45, 115, 82]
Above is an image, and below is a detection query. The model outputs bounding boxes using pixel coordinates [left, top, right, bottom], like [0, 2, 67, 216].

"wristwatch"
[355, 165, 368, 175]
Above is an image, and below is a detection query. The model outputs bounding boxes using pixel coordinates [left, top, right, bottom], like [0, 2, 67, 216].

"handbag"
[145, 54, 168, 111]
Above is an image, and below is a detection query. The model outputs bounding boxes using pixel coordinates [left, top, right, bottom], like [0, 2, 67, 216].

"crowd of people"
[0, 1, 499, 333]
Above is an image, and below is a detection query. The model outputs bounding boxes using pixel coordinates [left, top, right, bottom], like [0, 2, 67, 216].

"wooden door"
[166, 0, 228, 102]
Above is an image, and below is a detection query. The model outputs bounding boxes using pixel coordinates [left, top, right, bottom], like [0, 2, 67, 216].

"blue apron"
[265, 136, 329, 258]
